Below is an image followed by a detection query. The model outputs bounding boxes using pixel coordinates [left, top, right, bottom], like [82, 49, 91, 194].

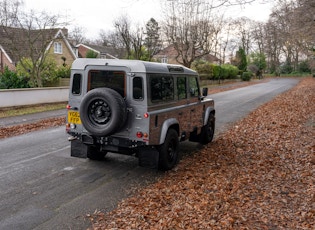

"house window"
[54, 42, 62, 54]
[161, 57, 168, 63]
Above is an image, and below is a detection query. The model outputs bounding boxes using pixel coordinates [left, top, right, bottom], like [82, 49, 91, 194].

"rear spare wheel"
[80, 88, 127, 136]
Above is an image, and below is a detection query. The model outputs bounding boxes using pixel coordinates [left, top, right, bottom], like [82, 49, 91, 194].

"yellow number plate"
[68, 111, 81, 124]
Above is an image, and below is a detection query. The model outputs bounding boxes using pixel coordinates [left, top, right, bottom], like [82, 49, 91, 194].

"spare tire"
[80, 88, 127, 136]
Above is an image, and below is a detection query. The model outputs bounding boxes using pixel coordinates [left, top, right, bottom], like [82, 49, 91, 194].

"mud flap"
[70, 139, 88, 158]
[138, 147, 159, 169]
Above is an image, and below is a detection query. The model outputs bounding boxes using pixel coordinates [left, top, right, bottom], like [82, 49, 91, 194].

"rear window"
[88, 70, 125, 97]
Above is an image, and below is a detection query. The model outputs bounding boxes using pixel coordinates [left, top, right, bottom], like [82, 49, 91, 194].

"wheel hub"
[89, 100, 111, 125]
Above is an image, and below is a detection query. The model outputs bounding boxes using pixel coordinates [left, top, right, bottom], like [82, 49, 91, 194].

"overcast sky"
[23, 0, 274, 39]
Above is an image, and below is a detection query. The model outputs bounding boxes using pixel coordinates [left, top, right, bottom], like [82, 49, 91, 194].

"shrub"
[298, 60, 311, 73]
[86, 50, 98, 58]
[280, 62, 293, 74]
[241, 71, 252, 81]
[0, 66, 30, 89]
[16, 57, 59, 87]
[219, 64, 239, 80]
[192, 61, 239, 80]
[212, 64, 221, 80]
[55, 65, 71, 78]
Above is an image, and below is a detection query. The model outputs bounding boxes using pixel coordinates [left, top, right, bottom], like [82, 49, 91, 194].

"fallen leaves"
[0, 117, 65, 139]
[90, 77, 315, 230]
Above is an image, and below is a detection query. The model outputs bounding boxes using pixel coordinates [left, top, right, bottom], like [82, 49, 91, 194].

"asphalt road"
[0, 78, 299, 230]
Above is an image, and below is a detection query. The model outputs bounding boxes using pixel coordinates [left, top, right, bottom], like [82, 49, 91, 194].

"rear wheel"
[200, 113, 215, 144]
[158, 129, 179, 171]
[87, 145, 107, 160]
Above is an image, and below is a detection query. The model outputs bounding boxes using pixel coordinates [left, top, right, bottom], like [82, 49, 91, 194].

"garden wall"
[0, 87, 69, 108]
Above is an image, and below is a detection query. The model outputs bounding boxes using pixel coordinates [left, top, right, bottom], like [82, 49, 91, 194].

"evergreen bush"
[241, 71, 252, 81]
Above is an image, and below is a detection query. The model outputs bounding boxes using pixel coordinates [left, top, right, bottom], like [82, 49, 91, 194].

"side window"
[188, 76, 200, 97]
[133, 77, 143, 100]
[177, 76, 187, 100]
[150, 74, 174, 103]
[72, 74, 81, 95]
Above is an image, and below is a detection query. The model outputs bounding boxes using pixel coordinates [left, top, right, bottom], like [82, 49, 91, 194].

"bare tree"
[250, 21, 266, 54]
[130, 25, 145, 60]
[231, 17, 257, 55]
[162, 0, 221, 67]
[113, 15, 149, 60]
[289, 0, 315, 71]
[265, 0, 315, 72]
[0, 0, 65, 87]
[114, 15, 133, 59]
[68, 26, 87, 45]
[161, 0, 267, 67]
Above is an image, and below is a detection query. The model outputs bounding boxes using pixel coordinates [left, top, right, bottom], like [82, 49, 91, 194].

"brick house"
[153, 44, 220, 65]
[75, 43, 125, 59]
[0, 44, 15, 71]
[0, 26, 76, 72]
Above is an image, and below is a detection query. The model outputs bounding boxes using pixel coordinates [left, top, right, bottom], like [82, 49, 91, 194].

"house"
[0, 44, 15, 71]
[76, 43, 125, 59]
[0, 26, 76, 72]
[153, 44, 220, 65]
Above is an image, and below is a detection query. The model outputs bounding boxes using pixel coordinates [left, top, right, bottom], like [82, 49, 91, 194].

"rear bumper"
[68, 132, 147, 150]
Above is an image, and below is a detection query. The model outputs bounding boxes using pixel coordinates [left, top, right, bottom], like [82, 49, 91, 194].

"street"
[0, 78, 299, 230]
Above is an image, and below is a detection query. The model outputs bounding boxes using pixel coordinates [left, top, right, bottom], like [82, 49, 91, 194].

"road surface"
[0, 78, 299, 229]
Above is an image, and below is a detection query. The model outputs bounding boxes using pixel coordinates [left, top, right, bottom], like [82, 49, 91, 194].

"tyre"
[200, 113, 215, 144]
[158, 129, 179, 171]
[80, 88, 127, 136]
[87, 145, 107, 160]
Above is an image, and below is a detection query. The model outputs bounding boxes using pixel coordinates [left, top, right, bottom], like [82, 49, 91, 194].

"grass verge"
[0, 102, 67, 118]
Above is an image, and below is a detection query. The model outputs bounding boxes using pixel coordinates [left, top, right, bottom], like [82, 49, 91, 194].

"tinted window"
[88, 70, 125, 97]
[72, 74, 81, 95]
[177, 77, 187, 100]
[188, 76, 200, 97]
[133, 77, 143, 100]
[150, 74, 174, 103]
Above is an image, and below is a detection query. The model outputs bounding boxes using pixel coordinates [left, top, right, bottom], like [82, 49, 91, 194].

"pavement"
[0, 109, 66, 128]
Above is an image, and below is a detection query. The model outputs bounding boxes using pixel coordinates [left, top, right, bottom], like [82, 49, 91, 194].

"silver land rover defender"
[66, 58, 215, 170]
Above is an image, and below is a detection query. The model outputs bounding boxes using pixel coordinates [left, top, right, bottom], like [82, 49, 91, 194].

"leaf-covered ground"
[90, 77, 315, 230]
[0, 117, 65, 139]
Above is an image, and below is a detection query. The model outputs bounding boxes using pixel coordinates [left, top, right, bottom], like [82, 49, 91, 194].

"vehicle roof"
[71, 58, 197, 75]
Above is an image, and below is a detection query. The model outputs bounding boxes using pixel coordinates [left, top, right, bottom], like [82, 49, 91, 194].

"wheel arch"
[159, 118, 179, 145]
[203, 107, 215, 126]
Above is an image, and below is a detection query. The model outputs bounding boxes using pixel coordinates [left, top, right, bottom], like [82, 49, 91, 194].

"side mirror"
[202, 87, 208, 97]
